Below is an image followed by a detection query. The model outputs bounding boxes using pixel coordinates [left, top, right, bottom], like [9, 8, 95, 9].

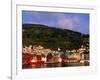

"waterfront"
[22, 61, 89, 69]
[22, 45, 89, 69]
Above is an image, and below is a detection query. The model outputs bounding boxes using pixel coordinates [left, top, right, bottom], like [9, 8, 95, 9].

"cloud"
[57, 16, 80, 30]
[58, 18, 73, 30]
[51, 13, 80, 30]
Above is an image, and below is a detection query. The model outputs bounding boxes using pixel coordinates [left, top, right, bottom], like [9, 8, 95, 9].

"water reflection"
[22, 62, 89, 69]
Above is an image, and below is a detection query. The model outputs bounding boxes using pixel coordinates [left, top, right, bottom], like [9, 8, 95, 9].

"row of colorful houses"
[22, 45, 89, 65]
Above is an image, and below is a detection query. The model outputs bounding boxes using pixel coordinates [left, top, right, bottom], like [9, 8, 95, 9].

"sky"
[22, 11, 89, 34]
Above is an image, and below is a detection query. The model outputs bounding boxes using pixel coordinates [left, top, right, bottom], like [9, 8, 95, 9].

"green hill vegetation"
[22, 24, 89, 51]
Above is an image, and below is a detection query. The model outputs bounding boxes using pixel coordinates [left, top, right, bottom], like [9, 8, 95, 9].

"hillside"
[22, 24, 89, 51]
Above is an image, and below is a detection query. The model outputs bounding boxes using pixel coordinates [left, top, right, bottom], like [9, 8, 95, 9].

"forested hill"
[22, 24, 89, 51]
